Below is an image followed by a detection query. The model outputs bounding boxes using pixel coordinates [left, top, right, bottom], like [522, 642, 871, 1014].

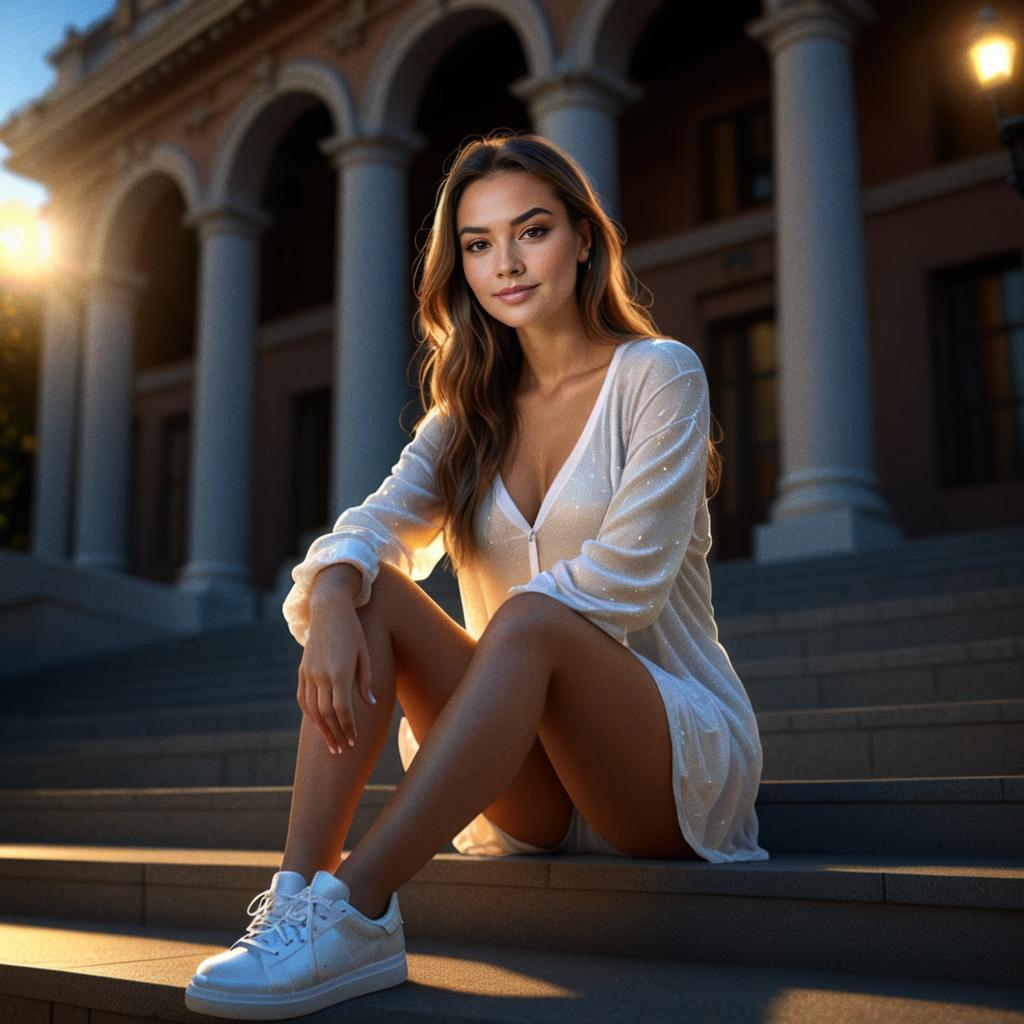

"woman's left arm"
[507, 343, 710, 645]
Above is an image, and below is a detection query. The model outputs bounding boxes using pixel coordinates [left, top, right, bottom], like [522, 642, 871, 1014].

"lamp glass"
[970, 32, 1015, 87]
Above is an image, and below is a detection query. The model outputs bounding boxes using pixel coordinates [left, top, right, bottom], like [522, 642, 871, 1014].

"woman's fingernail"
[369, 690, 377, 705]
[348, 736, 356, 748]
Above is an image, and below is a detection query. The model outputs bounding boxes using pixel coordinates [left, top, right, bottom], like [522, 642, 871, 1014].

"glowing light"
[971, 32, 1016, 87]
[0, 200, 53, 280]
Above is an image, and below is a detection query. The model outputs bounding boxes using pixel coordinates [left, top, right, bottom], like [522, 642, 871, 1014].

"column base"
[753, 507, 906, 564]
[177, 569, 259, 624]
[73, 553, 129, 574]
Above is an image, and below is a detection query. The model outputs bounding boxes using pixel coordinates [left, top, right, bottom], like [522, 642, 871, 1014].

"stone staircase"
[1, 524, 1022, 1021]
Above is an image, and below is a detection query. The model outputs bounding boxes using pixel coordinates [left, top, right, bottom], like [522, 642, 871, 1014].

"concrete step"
[0, 844, 1020, 988]
[2, 698, 1021, 786]
[742, 634, 1023, 712]
[707, 524, 1024, 615]
[0, 574, 459, 685]
[5, 615, 1020, 725]
[0, 694, 309, 746]
[0, 776, 1020, 858]
[5, 584, 1020, 709]
[721, 584, 1024, 662]
[760, 698, 1024, 779]
[3, 916, 1022, 1024]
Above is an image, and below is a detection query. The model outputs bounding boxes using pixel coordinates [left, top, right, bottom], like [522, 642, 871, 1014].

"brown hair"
[410, 130, 722, 575]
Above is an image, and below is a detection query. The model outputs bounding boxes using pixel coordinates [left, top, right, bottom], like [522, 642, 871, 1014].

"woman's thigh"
[487, 592, 700, 860]
[365, 562, 575, 848]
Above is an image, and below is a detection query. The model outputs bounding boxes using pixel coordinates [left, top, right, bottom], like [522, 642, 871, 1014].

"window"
[930, 251, 1024, 486]
[290, 388, 331, 552]
[706, 313, 779, 560]
[158, 412, 190, 567]
[698, 101, 773, 223]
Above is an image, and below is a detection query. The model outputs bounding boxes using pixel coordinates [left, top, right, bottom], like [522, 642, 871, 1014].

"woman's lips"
[496, 285, 539, 304]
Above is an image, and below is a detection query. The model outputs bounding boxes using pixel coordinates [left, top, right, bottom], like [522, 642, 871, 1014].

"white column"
[73, 266, 147, 573]
[746, 0, 903, 562]
[509, 67, 644, 221]
[178, 202, 271, 597]
[31, 266, 82, 561]
[318, 130, 426, 518]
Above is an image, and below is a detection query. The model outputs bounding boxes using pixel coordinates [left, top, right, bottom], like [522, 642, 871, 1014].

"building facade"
[2, 0, 1023, 639]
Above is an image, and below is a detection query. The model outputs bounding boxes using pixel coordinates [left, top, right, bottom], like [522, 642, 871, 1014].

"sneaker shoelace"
[232, 887, 337, 955]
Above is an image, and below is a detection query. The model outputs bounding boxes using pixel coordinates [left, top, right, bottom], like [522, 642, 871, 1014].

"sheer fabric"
[283, 338, 769, 863]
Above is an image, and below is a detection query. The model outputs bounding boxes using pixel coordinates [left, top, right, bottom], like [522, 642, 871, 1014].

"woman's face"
[456, 170, 590, 333]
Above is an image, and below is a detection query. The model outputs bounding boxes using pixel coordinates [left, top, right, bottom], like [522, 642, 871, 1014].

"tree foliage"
[0, 282, 41, 551]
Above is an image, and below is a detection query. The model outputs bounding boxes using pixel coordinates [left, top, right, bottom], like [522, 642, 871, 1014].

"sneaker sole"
[184, 951, 408, 1020]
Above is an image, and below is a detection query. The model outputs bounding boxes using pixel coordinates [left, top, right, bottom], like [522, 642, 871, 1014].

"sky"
[0, 1, 114, 210]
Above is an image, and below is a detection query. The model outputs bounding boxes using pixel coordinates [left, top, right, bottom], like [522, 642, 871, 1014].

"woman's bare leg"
[279, 562, 574, 881]
[335, 589, 697, 921]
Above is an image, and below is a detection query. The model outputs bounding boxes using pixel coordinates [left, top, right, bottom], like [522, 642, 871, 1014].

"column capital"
[182, 201, 273, 241]
[509, 66, 645, 121]
[319, 129, 428, 172]
[746, 0, 877, 55]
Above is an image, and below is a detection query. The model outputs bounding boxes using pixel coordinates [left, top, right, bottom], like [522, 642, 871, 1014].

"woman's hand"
[298, 595, 375, 755]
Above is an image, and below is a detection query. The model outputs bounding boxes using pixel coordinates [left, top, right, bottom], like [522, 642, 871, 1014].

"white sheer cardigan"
[282, 338, 769, 863]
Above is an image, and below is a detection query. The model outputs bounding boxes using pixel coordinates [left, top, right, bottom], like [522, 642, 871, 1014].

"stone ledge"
[0, 845, 1020, 911]
[2, 923, 1022, 1024]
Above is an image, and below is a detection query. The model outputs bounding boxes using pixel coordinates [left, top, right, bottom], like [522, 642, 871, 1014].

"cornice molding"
[0, 0, 297, 174]
[626, 150, 1009, 272]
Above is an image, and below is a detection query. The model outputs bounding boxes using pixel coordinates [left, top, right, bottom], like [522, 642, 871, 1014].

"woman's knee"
[486, 591, 567, 650]
[355, 561, 409, 628]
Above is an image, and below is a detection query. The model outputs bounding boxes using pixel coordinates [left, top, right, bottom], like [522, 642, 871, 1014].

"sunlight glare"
[0, 200, 52, 280]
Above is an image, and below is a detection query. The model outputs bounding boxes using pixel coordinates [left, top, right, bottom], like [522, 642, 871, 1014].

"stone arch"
[563, 0, 665, 77]
[359, 0, 557, 134]
[88, 142, 201, 274]
[206, 57, 357, 211]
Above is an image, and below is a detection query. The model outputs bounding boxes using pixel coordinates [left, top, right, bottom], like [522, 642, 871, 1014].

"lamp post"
[970, 4, 1024, 196]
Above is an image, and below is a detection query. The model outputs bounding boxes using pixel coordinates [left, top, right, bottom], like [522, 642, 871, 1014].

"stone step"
[720, 585, 1024, 662]
[0, 574, 459, 685]
[4, 617, 1020, 724]
[0, 775, 1020, 858]
[3, 916, 1022, 1024]
[5, 583, 1020, 704]
[4, 551, 1023, 700]
[742, 634, 1023, 712]
[1, 698, 1020, 785]
[707, 524, 1024, 615]
[759, 698, 1024, 778]
[0, 844, 1020, 988]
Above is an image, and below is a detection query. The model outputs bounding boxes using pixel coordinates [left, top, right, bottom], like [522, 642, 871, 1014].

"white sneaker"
[185, 869, 407, 1020]
[244, 870, 310, 933]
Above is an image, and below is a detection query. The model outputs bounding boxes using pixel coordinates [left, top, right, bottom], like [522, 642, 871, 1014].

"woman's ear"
[579, 219, 593, 261]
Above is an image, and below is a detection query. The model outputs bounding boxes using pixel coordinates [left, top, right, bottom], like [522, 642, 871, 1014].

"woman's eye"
[465, 226, 547, 253]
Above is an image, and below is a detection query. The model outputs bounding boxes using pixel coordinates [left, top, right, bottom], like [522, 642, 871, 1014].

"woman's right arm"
[285, 407, 449, 754]
[298, 562, 369, 755]
[282, 405, 449, 649]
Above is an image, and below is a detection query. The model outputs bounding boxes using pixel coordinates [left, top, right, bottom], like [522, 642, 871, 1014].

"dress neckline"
[494, 339, 634, 534]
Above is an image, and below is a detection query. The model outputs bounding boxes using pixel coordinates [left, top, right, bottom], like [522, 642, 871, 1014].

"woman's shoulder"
[615, 336, 705, 389]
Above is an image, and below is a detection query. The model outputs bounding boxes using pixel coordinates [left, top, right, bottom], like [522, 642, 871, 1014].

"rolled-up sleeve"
[507, 344, 710, 645]
[282, 406, 448, 647]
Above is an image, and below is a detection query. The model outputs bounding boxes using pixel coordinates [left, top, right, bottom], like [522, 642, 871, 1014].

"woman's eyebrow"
[458, 206, 553, 238]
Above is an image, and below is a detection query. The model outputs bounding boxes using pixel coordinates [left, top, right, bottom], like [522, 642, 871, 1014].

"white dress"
[282, 337, 770, 864]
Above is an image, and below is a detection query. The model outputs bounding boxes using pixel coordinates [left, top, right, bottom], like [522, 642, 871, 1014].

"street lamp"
[970, 4, 1024, 196]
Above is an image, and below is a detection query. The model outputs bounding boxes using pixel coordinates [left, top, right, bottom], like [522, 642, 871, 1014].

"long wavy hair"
[409, 130, 723, 576]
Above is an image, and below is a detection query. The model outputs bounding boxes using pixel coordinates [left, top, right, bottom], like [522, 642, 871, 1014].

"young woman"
[186, 130, 769, 1020]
